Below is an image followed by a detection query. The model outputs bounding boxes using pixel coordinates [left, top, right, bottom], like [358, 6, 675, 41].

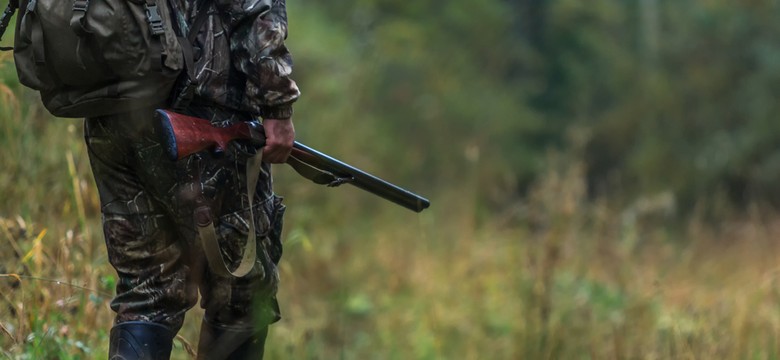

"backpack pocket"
[85, 0, 183, 77]
[13, 0, 184, 117]
[13, 0, 63, 91]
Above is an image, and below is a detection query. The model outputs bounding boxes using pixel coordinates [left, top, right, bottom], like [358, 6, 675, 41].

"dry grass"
[1, 64, 780, 359]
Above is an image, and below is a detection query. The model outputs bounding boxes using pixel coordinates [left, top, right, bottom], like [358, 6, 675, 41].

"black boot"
[108, 321, 175, 360]
[196, 319, 268, 360]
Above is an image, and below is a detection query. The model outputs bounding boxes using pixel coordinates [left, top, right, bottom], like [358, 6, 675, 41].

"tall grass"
[2, 56, 780, 359]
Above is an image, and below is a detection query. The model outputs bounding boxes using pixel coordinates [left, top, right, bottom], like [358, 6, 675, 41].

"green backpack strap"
[170, 0, 211, 110]
[68, 0, 167, 71]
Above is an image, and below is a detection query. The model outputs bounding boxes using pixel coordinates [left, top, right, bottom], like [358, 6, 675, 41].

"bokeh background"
[3, 0, 780, 358]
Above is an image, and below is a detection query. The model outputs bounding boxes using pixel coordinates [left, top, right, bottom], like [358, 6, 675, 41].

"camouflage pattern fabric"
[84, 105, 285, 333]
[171, 0, 301, 120]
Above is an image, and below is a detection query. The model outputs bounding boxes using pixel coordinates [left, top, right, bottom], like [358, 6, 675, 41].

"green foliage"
[287, 0, 780, 212]
[533, 0, 780, 208]
[287, 0, 537, 210]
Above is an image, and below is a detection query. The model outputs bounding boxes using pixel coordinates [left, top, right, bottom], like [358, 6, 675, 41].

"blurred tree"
[284, 0, 780, 215]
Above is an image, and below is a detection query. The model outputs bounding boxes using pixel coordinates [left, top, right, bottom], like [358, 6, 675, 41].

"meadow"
[2, 73, 780, 359]
[3, 0, 780, 358]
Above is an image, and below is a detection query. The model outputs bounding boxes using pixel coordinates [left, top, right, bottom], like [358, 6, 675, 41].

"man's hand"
[262, 118, 295, 163]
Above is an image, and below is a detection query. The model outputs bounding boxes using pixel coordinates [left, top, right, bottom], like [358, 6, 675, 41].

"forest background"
[2, 0, 780, 358]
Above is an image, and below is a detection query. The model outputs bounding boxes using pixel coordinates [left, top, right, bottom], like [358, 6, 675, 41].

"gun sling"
[195, 151, 264, 278]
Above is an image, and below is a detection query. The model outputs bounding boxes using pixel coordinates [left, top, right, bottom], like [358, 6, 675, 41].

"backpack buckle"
[145, 3, 165, 36]
[72, 0, 89, 12]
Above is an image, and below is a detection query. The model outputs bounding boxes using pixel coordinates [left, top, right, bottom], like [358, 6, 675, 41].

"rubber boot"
[196, 319, 268, 360]
[108, 321, 175, 360]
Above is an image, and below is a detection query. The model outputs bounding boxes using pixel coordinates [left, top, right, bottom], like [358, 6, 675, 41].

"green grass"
[2, 55, 780, 359]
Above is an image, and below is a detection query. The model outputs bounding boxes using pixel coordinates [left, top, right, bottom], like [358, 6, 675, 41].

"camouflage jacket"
[175, 0, 300, 119]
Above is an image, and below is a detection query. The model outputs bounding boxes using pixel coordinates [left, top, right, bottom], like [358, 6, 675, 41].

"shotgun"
[155, 109, 431, 213]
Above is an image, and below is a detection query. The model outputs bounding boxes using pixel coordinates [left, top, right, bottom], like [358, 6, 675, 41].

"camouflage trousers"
[84, 106, 285, 334]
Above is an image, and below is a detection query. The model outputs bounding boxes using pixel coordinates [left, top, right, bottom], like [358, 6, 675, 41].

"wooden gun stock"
[155, 110, 431, 213]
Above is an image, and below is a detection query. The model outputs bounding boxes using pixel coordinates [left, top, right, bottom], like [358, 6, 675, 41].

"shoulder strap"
[188, 0, 210, 43]
[169, 0, 210, 109]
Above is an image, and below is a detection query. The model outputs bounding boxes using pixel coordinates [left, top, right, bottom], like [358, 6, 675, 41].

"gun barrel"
[0, 1, 17, 45]
[292, 142, 431, 213]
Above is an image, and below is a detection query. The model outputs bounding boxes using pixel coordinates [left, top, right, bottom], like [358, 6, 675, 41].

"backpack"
[0, 0, 206, 118]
